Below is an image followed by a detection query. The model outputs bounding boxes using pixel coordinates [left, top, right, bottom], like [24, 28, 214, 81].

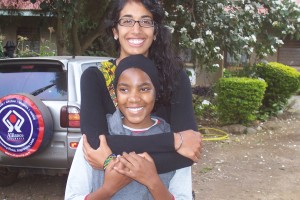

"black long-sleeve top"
[80, 64, 197, 173]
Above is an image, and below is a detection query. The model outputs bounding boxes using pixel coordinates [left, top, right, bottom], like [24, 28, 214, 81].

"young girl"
[65, 55, 192, 199]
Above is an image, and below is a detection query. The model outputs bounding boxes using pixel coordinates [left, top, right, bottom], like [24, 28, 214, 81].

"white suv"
[0, 56, 111, 186]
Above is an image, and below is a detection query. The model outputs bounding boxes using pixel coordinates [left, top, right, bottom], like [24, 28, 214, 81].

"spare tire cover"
[0, 93, 53, 158]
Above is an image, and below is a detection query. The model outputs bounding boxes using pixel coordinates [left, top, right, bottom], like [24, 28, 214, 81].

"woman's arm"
[80, 67, 115, 149]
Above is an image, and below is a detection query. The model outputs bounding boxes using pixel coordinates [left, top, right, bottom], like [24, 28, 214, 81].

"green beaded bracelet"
[103, 153, 117, 171]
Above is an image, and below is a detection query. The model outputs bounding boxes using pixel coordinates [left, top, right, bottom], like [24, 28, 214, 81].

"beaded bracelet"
[103, 153, 117, 171]
[175, 132, 183, 151]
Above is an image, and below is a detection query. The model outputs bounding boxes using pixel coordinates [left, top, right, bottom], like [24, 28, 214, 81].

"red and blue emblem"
[0, 94, 44, 157]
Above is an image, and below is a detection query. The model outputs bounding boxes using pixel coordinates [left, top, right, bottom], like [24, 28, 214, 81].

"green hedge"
[216, 77, 267, 125]
[256, 62, 300, 115]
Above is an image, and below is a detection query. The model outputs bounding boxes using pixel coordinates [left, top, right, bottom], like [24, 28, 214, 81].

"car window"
[81, 62, 101, 71]
[0, 63, 67, 100]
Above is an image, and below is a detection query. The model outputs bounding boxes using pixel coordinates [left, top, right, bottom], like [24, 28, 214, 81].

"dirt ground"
[1, 97, 300, 200]
[193, 96, 300, 200]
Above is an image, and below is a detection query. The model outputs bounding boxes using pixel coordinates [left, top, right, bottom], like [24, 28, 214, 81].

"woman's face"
[113, 1, 155, 61]
[116, 68, 155, 129]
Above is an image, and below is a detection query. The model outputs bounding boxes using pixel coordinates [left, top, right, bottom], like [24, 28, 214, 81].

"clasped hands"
[82, 134, 158, 190]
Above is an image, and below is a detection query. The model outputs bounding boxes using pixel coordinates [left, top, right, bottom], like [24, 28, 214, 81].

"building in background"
[0, 0, 56, 56]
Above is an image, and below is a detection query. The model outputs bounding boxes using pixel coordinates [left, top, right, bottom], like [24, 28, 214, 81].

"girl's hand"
[102, 159, 133, 195]
[174, 130, 202, 162]
[114, 152, 158, 187]
[87, 159, 132, 199]
[114, 152, 173, 199]
[83, 134, 112, 169]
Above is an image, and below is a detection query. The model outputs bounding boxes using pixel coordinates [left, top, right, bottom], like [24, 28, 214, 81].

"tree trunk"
[71, 1, 82, 55]
[56, 15, 67, 55]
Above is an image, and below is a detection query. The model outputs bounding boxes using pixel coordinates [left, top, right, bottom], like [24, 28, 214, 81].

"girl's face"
[113, 1, 155, 62]
[116, 68, 155, 129]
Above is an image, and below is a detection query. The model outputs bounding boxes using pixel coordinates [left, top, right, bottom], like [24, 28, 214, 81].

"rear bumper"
[0, 132, 81, 170]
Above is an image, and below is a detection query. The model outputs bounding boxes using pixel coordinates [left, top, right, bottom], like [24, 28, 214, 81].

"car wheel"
[0, 93, 54, 158]
[0, 167, 19, 186]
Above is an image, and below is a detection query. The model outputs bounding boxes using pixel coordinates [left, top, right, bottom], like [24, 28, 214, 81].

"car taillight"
[70, 142, 79, 148]
[60, 106, 80, 128]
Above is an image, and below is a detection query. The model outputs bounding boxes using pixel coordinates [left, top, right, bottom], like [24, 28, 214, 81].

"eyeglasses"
[117, 18, 155, 28]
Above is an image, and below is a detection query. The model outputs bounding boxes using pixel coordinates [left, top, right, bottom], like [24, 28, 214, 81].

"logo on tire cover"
[0, 95, 44, 157]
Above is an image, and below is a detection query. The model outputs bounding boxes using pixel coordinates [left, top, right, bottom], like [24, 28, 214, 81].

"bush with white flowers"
[164, 0, 300, 71]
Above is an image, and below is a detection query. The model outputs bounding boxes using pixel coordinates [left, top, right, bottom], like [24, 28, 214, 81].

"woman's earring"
[153, 36, 156, 41]
[114, 36, 118, 40]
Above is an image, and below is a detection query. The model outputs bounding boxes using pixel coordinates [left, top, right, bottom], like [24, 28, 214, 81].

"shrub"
[256, 62, 300, 116]
[215, 77, 267, 125]
[192, 86, 218, 125]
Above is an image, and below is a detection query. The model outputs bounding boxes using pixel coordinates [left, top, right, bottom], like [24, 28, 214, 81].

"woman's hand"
[174, 130, 202, 162]
[114, 152, 158, 187]
[83, 134, 112, 169]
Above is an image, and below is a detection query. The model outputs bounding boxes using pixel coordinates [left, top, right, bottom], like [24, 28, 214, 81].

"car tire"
[0, 167, 19, 186]
[0, 93, 54, 158]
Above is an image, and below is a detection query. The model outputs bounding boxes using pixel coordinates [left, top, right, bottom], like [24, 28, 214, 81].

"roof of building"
[0, 0, 41, 10]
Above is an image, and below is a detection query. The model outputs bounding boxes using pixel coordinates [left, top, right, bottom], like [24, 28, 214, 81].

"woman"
[81, 0, 201, 174]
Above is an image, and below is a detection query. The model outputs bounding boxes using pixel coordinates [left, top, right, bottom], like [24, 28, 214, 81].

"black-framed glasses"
[117, 18, 155, 28]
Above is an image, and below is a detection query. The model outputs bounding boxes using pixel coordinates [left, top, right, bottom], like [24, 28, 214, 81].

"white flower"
[165, 11, 169, 17]
[214, 47, 220, 53]
[250, 35, 257, 42]
[212, 64, 220, 68]
[217, 54, 224, 60]
[202, 100, 211, 105]
[272, 21, 279, 26]
[206, 30, 212, 35]
[176, 5, 185, 12]
[180, 27, 187, 34]
[271, 45, 277, 53]
[244, 36, 249, 41]
[287, 25, 295, 31]
[274, 37, 284, 45]
[191, 22, 196, 29]
[229, 13, 235, 19]
[170, 21, 176, 27]
[192, 38, 205, 45]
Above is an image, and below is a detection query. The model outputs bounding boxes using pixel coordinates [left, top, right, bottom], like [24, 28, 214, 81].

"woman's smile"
[127, 38, 145, 46]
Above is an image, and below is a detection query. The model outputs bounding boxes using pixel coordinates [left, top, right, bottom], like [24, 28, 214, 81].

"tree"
[15, 0, 300, 62]
[164, 0, 300, 71]
[38, 0, 113, 55]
